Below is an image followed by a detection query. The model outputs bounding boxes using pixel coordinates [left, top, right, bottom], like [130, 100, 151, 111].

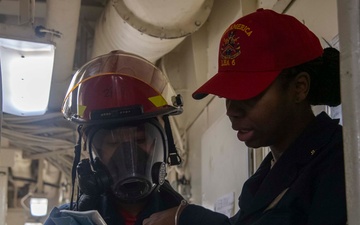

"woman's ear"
[294, 72, 310, 103]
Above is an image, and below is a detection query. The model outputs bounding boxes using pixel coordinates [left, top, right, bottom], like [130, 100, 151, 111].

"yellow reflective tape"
[78, 105, 87, 117]
[149, 95, 167, 107]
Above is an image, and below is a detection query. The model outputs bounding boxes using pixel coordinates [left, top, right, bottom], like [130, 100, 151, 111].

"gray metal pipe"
[337, 0, 360, 224]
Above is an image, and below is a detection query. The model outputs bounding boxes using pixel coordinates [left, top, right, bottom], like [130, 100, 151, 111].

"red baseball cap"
[192, 8, 323, 100]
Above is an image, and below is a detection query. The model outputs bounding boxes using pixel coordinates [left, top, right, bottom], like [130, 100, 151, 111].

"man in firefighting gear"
[44, 50, 185, 225]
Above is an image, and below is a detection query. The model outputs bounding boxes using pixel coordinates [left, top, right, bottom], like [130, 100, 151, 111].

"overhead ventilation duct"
[46, 0, 81, 110]
[92, 0, 214, 63]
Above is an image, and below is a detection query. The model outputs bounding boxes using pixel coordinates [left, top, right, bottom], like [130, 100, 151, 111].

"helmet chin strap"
[70, 125, 83, 210]
[162, 115, 182, 166]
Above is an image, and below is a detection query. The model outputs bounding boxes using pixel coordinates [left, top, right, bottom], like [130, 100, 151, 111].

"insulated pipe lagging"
[91, 0, 213, 63]
[46, 0, 81, 110]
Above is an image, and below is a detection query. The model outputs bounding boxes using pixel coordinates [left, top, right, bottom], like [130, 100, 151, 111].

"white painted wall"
[200, 101, 249, 213]
[187, 94, 249, 214]
[179, 1, 250, 215]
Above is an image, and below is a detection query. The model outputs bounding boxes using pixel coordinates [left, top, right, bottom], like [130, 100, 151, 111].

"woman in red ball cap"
[143, 8, 346, 225]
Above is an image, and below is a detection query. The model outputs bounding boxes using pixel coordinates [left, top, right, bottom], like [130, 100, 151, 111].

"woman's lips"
[237, 129, 254, 142]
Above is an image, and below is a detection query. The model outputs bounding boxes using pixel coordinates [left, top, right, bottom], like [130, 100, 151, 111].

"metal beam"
[337, 0, 360, 224]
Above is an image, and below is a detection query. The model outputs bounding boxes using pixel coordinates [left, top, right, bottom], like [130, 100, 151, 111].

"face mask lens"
[90, 121, 165, 201]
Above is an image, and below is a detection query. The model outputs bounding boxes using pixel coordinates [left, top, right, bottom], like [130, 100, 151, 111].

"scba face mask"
[88, 119, 167, 202]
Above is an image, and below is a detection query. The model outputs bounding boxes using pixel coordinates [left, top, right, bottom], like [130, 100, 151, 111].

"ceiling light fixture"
[20, 159, 49, 218]
[29, 194, 48, 217]
[0, 37, 55, 116]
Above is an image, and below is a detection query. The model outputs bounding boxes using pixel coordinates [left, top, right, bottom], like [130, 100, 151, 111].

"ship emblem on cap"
[220, 31, 241, 60]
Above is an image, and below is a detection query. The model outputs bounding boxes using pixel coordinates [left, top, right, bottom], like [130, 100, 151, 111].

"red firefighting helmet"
[62, 50, 183, 125]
